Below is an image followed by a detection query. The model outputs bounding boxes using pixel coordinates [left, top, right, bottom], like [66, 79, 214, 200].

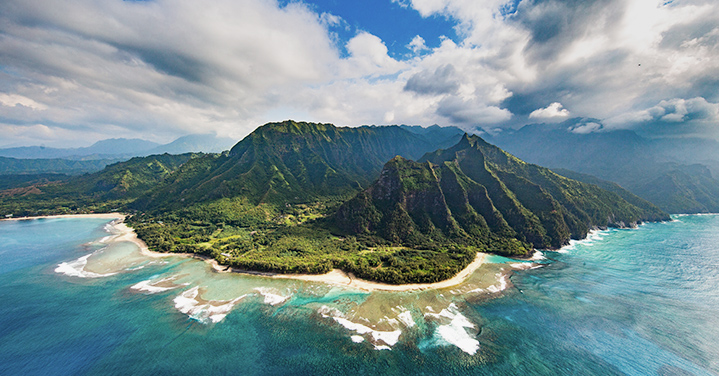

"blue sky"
[0, 0, 717, 147]
[288, 0, 459, 59]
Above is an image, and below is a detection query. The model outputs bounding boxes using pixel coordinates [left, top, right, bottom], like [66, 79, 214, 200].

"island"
[0, 121, 669, 284]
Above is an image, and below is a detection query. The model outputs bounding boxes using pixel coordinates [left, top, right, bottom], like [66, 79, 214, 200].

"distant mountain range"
[482, 118, 719, 214]
[0, 134, 237, 161]
[0, 133, 237, 179]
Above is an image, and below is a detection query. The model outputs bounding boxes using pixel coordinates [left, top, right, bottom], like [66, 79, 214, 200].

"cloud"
[436, 96, 512, 125]
[0, 94, 47, 110]
[568, 121, 603, 134]
[0, 0, 339, 144]
[604, 97, 719, 138]
[0, 0, 718, 146]
[407, 35, 428, 54]
[344, 32, 403, 75]
[404, 64, 459, 95]
[529, 102, 570, 119]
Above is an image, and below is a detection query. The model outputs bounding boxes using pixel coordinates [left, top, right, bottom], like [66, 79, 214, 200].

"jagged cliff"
[335, 134, 668, 255]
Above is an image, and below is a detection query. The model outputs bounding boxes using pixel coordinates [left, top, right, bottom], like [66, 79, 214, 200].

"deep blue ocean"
[1, 215, 718, 375]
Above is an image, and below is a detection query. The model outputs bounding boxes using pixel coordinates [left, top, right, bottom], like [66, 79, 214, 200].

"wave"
[557, 229, 609, 253]
[425, 303, 479, 355]
[131, 276, 187, 294]
[319, 305, 410, 351]
[332, 317, 402, 350]
[486, 273, 509, 293]
[397, 310, 416, 328]
[55, 253, 117, 278]
[254, 287, 291, 306]
[529, 250, 546, 260]
[510, 262, 535, 270]
[173, 286, 247, 324]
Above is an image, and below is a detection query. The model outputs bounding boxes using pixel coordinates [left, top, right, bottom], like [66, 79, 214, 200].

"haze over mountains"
[0, 133, 237, 177]
[482, 118, 719, 214]
[0, 134, 237, 161]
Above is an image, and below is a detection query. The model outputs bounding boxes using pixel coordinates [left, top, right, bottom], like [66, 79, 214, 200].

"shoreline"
[1, 213, 126, 222]
[9, 213, 490, 292]
[115, 215, 490, 292]
[264, 253, 488, 292]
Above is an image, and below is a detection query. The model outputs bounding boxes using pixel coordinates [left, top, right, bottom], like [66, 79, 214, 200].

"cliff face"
[335, 135, 669, 254]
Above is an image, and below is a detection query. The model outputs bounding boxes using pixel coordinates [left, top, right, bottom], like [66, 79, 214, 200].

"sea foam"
[254, 287, 291, 306]
[55, 253, 117, 278]
[131, 276, 187, 294]
[425, 303, 480, 355]
[486, 273, 509, 293]
[332, 317, 402, 350]
[319, 305, 408, 350]
[173, 286, 247, 324]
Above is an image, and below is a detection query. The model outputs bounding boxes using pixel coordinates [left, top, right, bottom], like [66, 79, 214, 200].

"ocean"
[0, 215, 717, 375]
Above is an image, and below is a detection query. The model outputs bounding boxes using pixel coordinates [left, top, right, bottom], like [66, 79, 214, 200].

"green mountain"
[0, 156, 122, 176]
[0, 122, 670, 285]
[483, 118, 719, 213]
[631, 165, 719, 214]
[0, 153, 198, 216]
[550, 168, 669, 215]
[132, 120, 464, 211]
[335, 134, 668, 253]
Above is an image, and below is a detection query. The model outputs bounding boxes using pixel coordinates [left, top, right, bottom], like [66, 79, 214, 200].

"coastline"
[9, 213, 490, 292]
[1, 213, 126, 222]
[263, 254, 487, 292]
[111, 216, 490, 292]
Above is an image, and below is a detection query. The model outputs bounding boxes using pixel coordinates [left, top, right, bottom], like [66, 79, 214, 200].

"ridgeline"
[0, 121, 668, 284]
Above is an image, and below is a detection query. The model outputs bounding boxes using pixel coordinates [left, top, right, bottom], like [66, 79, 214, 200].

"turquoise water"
[1, 215, 718, 375]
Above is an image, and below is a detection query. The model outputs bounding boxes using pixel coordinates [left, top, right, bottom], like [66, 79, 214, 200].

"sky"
[0, 0, 718, 147]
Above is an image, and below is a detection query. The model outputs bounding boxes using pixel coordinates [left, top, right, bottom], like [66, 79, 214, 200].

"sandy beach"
[110, 217, 490, 292]
[6, 213, 489, 292]
[264, 254, 488, 291]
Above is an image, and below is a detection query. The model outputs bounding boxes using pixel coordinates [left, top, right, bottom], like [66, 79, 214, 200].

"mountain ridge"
[0, 121, 670, 284]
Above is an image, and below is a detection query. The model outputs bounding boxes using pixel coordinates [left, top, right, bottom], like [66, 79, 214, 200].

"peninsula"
[0, 121, 669, 284]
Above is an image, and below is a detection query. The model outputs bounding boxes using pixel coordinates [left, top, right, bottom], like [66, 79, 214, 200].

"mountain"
[131, 121, 464, 211]
[147, 134, 236, 154]
[335, 134, 668, 253]
[0, 121, 670, 285]
[0, 153, 199, 216]
[0, 173, 70, 191]
[0, 156, 123, 176]
[0, 134, 236, 161]
[0, 138, 161, 160]
[631, 165, 719, 214]
[398, 124, 465, 149]
[549, 168, 669, 215]
[484, 118, 719, 213]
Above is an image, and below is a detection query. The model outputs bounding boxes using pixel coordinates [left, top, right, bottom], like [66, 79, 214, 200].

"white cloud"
[0, 94, 47, 110]
[0, 0, 718, 146]
[529, 102, 570, 119]
[607, 97, 719, 125]
[319, 12, 344, 28]
[344, 32, 404, 75]
[569, 122, 602, 134]
[407, 35, 428, 53]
